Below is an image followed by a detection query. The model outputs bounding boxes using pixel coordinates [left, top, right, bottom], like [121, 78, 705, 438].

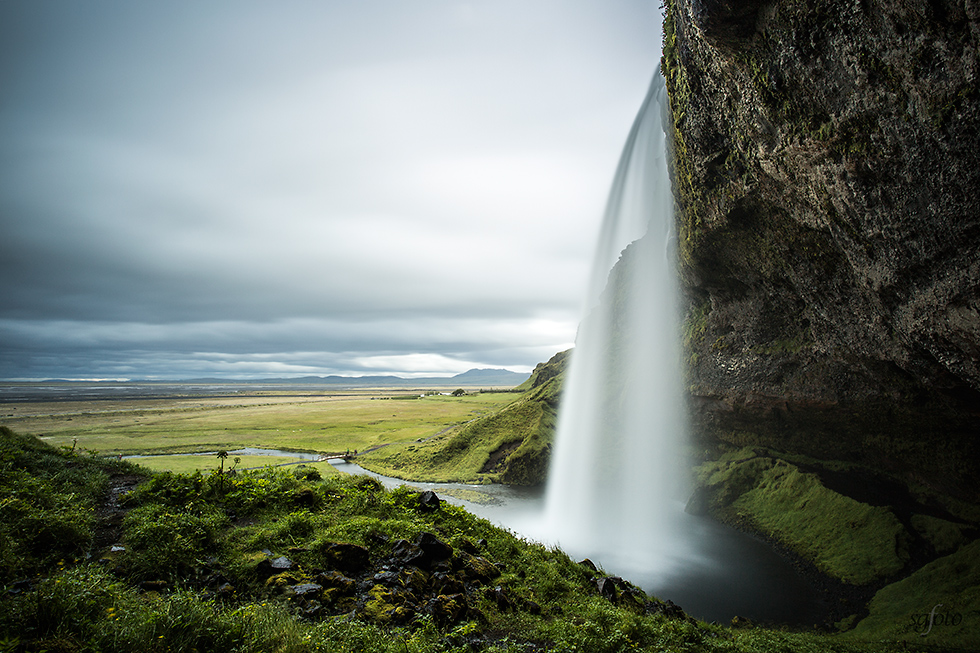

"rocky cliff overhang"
[663, 0, 980, 498]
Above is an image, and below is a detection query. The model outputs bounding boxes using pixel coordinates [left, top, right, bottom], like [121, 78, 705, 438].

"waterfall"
[544, 65, 689, 574]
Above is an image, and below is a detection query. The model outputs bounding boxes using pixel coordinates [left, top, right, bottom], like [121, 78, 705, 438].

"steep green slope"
[358, 354, 567, 486]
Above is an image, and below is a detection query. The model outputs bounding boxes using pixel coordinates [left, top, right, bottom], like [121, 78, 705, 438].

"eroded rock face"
[662, 0, 980, 497]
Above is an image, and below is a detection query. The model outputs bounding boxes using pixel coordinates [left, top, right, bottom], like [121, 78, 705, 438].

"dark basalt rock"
[425, 593, 468, 626]
[317, 570, 356, 595]
[256, 555, 293, 578]
[454, 553, 501, 583]
[663, 0, 980, 500]
[417, 490, 441, 511]
[236, 530, 690, 629]
[394, 532, 454, 570]
[691, 0, 771, 43]
[287, 582, 323, 598]
[597, 576, 618, 601]
[319, 542, 370, 572]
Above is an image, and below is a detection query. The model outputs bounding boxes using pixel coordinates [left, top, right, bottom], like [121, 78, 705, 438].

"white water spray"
[544, 66, 689, 574]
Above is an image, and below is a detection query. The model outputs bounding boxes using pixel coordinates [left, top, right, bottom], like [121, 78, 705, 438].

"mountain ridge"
[16, 368, 530, 388]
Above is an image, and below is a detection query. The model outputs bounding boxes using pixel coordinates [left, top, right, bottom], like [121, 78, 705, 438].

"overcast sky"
[0, 1, 664, 380]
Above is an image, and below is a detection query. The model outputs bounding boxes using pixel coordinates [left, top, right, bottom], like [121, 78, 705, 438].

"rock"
[256, 555, 293, 578]
[317, 570, 356, 595]
[663, 0, 980, 499]
[304, 603, 324, 619]
[319, 542, 370, 572]
[139, 580, 169, 592]
[488, 585, 513, 612]
[431, 571, 466, 596]
[399, 567, 429, 594]
[265, 572, 302, 590]
[417, 490, 441, 511]
[286, 583, 323, 599]
[684, 486, 711, 516]
[454, 553, 501, 584]
[395, 532, 453, 570]
[425, 593, 467, 626]
[216, 582, 235, 595]
[650, 599, 687, 620]
[371, 570, 400, 586]
[359, 583, 417, 624]
[415, 532, 452, 560]
[597, 576, 617, 601]
[578, 558, 598, 572]
[458, 538, 479, 554]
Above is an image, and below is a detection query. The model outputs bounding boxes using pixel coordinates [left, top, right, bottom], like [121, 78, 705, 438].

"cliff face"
[663, 0, 980, 498]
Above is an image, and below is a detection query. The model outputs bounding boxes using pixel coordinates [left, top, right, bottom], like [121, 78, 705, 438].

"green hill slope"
[358, 351, 569, 486]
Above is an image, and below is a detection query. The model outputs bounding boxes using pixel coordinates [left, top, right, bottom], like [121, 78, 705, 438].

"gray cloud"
[0, 0, 662, 379]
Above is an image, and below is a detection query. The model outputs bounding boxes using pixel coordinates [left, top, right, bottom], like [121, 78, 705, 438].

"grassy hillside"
[4, 426, 969, 653]
[358, 352, 569, 486]
[689, 445, 980, 648]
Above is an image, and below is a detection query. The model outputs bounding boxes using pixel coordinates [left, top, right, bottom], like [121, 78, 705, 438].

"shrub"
[122, 503, 228, 581]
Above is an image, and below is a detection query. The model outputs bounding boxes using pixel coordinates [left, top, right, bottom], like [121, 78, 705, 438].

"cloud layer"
[0, 0, 663, 379]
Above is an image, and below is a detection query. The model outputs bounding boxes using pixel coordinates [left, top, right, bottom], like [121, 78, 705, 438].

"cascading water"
[544, 65, 690, 574]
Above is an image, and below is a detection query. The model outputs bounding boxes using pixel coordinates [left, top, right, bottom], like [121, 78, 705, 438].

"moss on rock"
[695, 448, 910, 585]
[847, 539, 980, 650]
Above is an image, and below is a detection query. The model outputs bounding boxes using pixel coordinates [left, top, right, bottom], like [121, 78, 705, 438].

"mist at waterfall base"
[516, 68, 823, 624]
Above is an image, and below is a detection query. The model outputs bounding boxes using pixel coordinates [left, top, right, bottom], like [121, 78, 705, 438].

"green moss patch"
[911, 514, 970, 555]
[697, 449, 909, 585]
[847, 539, 980, 650]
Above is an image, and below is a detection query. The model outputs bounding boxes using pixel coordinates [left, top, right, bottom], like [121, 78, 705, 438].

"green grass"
[358, 382, 558, 485]
[846, 540, 980, 649]
[1, 428, 973, 652]
[0, 429, 978, 653]
[0, 426, 145, 582]
[3, 391, 518, 458]
[131, 454, 341, 476]
[697, 449, 909, 585]
[733, 462, 908, 584]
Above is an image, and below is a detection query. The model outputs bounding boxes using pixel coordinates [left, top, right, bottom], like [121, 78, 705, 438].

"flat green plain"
[130, 454, 343, 476]
[0, 390, 520, 469]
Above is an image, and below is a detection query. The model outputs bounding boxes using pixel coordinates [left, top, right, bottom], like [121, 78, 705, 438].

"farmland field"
[0, 386, 520, 472]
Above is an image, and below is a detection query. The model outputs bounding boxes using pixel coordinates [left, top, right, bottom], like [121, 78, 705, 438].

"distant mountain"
[17, 368, 531, 389]
[447, 368, 530, 386]
[130, 368, 529, 388]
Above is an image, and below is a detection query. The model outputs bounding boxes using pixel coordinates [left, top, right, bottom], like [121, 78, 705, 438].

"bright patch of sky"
[0, 0, 664, 380]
